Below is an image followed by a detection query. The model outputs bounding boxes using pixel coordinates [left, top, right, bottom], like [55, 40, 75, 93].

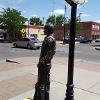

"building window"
[92, 24, 100, 30]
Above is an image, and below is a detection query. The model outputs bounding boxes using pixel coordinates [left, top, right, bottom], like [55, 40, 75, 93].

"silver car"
[13, 37, 41, 49]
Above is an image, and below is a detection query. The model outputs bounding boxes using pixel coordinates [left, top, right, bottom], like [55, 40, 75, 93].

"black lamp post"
[64, 0, 85, 100]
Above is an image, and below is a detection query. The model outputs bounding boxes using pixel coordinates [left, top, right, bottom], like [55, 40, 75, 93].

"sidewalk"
[0, 57, 100, 100]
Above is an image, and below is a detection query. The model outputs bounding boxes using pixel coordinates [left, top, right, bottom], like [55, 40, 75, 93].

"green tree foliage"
[30, 17, 43, 26]
[0, 8, 26, 42]
[76, 17, 83, 35]
[56, 15, 65, 26]
[66, 17, 83, 36]
[46, 15, 66, 26]
[46, 15, 55, 25]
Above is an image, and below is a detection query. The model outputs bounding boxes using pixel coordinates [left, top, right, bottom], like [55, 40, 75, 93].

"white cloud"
[49, 9, 65, 15]
[81, 13, 90, 17]
[85, 0, 88, 3]
[31, 14, 38, 17]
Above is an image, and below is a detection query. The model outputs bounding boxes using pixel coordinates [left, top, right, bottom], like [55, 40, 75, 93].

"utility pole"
[27, 19, 30, 37]
[63, 5, 67, 44]
[52, 0, 56, 26]
[43, 17, 44, 26]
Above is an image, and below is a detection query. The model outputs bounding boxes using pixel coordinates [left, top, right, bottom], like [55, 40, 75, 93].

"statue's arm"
[39, 38, 56, 64]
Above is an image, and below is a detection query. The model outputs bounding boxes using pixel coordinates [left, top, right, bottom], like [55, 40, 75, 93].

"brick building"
[53, 26, 64, 40]
[80, 21, 100, 40]
[24, 25, 64, 41]
[25, 25, 44, 41]
[53, 21, 100, 40]
[24, 21, 100, 41]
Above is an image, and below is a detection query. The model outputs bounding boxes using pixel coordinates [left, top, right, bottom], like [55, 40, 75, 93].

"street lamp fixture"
[65, 0, 85, 5]
[64, 0, 85, 100]
[78, 12, 83, 22]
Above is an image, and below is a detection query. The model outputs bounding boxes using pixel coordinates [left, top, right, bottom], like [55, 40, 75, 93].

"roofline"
[81, 21, 100, 24]
[24, 25, 44, 29]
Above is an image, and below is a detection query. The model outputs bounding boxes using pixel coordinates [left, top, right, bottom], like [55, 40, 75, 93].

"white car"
[95, 38, 100, 42]
[0, 35, 4, 42]
[13, 37, 42, 49]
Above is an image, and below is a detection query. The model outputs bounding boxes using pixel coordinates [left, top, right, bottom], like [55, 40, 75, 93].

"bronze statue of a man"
[33, 25, 56, 100]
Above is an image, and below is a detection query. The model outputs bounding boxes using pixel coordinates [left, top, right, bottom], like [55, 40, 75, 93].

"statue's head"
[44, 24, 54, 35]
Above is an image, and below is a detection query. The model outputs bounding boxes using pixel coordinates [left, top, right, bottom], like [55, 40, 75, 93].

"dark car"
[80, 37, 92, 43]
[13, 37, 42, 49]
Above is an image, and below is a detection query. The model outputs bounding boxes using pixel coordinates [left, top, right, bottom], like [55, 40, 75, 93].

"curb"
[95, 47, 100, 50]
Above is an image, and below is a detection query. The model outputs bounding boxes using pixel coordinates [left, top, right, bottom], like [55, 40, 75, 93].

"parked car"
[95, 38, 100, 42]
[0, 35, 4, 42]
[13, 37, 42, 49]
[80, 37, 92, 43]
[63, 36, 80, 43]
[63, 36, 70, 43]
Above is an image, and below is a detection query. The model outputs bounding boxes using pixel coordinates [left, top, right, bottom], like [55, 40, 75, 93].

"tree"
[56, 15, 66, 26]
[76, 17, 83, 36]
[46, 15, 66, 26]
[0, 8, 26, 42]
[65, 16, 83, 36]
[30, 17, 43, 26]
[46, 15, 55, 25]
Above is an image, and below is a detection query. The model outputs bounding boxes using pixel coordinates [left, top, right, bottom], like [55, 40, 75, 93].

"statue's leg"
[33, 68, 45, 100]
[34, 83, 45, 100]
[45, 81, 50, 100]
[45, 69, 50, 100]
[33, 83, 39, 100]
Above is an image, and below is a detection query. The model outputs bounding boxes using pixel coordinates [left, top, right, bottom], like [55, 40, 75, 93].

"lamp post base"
[64, 84, 74, 100]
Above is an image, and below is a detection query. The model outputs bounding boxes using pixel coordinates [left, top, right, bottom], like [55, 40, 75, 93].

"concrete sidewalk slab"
[0, 74, 37, 100]
[1, 57, 100, 100]
[89, 82, 100, 95]
[8, 81, 100, 100]
[0, 66, 37, 81]
[8, 63, 100, 100]
[51, 64, 100, 94]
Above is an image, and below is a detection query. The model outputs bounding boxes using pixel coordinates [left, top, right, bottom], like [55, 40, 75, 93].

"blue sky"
[0, 0, 99, 22]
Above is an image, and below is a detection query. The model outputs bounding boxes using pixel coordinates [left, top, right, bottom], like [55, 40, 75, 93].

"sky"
[0, 0, 100, 23]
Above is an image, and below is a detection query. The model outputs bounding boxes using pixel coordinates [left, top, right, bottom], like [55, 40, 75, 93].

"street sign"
[20, 28, 26, 33]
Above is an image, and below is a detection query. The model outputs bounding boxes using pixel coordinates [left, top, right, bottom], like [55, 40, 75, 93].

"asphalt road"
[0, 42, 100, 63]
